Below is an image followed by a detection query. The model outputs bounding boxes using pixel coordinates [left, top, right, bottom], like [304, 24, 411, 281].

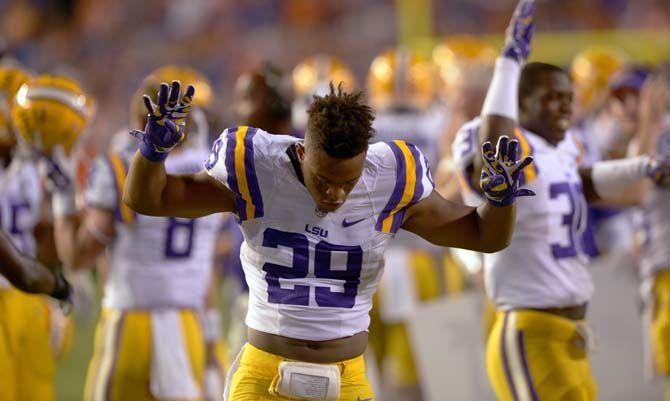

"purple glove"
[647, 157, 670, 185]
[35, 147, 73, 193]
[130, 81, 195, 162]
[480, 136, 535, 207]
[648, 132, 670, 185]
[50, 270, 73, 314]
[501, 0, 536, 64]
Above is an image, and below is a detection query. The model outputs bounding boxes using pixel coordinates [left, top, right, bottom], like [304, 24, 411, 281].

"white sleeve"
[373, 140, 434, 234]
[83, 156, 117, 211]
[451, 118, 481, 170]
[204, 126, 266, 221]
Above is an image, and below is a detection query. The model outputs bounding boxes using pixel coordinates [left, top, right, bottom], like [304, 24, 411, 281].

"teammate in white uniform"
[0, 67, 79, 401]
[124, 60, 534, 399]
[465, 2, 670, 400]
[366, 47, 450, 401]
[39, 67, 224, 401]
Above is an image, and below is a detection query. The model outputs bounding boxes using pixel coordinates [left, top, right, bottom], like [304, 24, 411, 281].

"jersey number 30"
[262, 228, 362, 309]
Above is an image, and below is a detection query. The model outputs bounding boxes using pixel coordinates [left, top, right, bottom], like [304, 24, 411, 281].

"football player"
[2, 67, 85, 401]
[291, 55, 357, 135]
[627, 73, 670, 398]
[233, 62, 292, 135]
[38, 66, 225, 401]
[366, 46, 451, 401]
[123, 39, 535, 401]
[570, 46, 631, 258]
[460, 1, 670, 400]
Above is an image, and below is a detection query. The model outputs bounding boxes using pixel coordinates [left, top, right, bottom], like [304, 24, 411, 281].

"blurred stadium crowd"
[3, 0, 670, 152]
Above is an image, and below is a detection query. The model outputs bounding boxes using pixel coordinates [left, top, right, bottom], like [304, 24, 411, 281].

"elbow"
[122, 188, 157, 216]
[122, 187, 142, 213]
[480, 234, 512, 254]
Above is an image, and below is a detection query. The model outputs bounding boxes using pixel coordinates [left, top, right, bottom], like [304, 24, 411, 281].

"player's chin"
[318, 201, 343, 212]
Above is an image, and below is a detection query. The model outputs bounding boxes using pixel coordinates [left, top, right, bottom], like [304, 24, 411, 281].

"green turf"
[55, 313, 98, 401]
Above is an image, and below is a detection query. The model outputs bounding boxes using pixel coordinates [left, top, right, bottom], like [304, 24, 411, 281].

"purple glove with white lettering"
[501, 0, 536, 63]
[480, 136, 535, 207]
[130, 81, 195, 162]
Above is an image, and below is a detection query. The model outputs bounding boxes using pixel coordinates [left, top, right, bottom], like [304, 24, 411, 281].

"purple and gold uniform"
[82, 147, 221, 401]
[204, 126, 434, 400]
[0, 155, 66, 401]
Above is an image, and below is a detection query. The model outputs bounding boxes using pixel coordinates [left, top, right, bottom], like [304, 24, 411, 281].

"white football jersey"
[639, 129, 670, 278]
[451, 117, 486, 207]
[84, 146, 221, 310]
[481, 126, 593, 310]
[205, 126, 434, 341]
[0, 156, 42, 288]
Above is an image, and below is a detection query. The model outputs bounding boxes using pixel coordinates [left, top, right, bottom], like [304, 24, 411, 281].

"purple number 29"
[262, 228, 363, 309]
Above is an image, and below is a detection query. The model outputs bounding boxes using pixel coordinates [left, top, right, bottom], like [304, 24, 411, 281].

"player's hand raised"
[501, 0, 536, 64]
[480, 136, 535, 207]
[130, 80, 195, 162]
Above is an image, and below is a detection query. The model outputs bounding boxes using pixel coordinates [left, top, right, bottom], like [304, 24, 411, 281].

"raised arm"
[472, 0, 536, 184]
[122, 81, 236, 217]
[480, 0, 535, 143]
[579, 75, 670, 204]
[402, 0, 537, 253]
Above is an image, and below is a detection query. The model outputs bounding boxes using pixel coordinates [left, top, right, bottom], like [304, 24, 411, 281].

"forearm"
[474, 203, 516, 252]
[581, 156, 653, 205]
[125, 152, 233, 218]
[475, 57, 523, 173]
[54, 215, 105, 270]
[124, 150, 169, 215]
[0, 231, 56, 294]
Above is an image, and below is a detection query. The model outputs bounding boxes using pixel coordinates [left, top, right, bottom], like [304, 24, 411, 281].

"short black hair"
[519, 62, 570, 102]
[307, 82, 375, 159]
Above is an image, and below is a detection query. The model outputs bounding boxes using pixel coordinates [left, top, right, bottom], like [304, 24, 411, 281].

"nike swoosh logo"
[342, 217, 366, 228]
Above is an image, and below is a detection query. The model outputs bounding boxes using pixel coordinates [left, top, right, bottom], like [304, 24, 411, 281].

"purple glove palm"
[480, 136, 535, 207]
[36, 147, 73, 193]
[501, 0, 536, 63]
[130, 81, 195, 162]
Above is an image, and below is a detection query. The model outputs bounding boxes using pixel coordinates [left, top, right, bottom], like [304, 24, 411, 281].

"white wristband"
[591, 155, 650, 198]
[201, 308, 222, 342]
[481, 57, 522, 120]
[52, 190, 77, 217]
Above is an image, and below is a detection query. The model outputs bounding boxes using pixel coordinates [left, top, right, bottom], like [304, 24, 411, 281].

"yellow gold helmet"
[367, 47, 437, 111]
[131, 65, 213, 130]
[146, 65, 213, 108]
[571, 46, 629, 113]
[432, 35, 496, 95]
[11, 74, 94, 155]
[292, 55, 357, 99]
[0, 62, 33, 147]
